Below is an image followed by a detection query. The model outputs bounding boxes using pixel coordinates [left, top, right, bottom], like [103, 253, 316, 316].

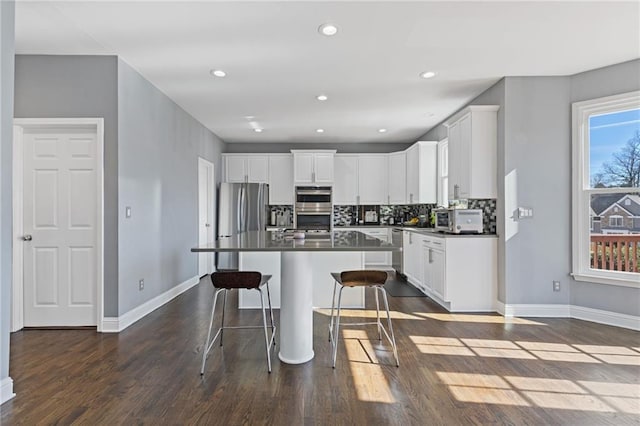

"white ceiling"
[14, 1, 640, 144]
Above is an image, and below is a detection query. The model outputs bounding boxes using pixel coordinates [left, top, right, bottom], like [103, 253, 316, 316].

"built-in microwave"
[434, 208, 483, 234]
[294, 186, 332, 231]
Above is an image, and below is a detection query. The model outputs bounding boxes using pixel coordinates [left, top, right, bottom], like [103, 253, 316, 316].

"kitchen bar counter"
[192, 230, 400, 252]
[191, 230, 398, 365]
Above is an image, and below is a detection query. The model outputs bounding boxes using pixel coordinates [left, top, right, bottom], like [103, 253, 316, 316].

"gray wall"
[14, 55, 120, 316]
[1, 0, 15, 388]
[117, 59, 224, 315]
[224, 142, 413, 154]
[568, 60, 640, 315]
[421, 60, 640, 316]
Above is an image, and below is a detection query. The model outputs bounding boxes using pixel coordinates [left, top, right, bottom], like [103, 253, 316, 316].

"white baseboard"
[570, 305, 640, 331]
[101, 275, 199, 333]
[1, 377, 15, 405]
[497, 302, 639, 331]
[502, 303, 571, 318]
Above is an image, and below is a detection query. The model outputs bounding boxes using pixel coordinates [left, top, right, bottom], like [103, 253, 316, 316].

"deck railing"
[590, 234, 640, 273]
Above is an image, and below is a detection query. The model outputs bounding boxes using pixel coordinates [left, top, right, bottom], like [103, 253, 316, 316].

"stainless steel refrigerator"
[216, 182, 269, 270]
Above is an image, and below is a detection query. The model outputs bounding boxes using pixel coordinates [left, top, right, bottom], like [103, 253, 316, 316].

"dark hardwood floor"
[2, 276, 639, 425]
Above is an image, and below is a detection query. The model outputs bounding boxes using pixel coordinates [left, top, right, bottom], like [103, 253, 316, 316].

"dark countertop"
[192, 230, 400, 252]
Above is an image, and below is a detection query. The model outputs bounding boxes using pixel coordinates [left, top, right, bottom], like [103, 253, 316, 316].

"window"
[609, 215, 623, 227]
[437, 139, 448, 207]
[572, 91, 640, 287]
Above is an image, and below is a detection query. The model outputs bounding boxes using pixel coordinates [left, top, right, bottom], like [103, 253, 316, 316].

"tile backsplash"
[332, 199, 497, 234]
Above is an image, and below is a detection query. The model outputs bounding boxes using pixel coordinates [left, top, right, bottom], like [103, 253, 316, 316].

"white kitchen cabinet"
[388, 151, 407, 204]
[423, 237, 445, 299]
[405, 141, 438, 204]
[402, 230, 424, 287]
[358, 155, 388, 205]
[292, 150, 335, 184]
[445, 105, 499, 199]
[334, 155, 358, 204]
[410, 230, 497, 312]
[223, 154, 269, 183]
[360, 228, 391, 266]
[268, 154, 294, 205]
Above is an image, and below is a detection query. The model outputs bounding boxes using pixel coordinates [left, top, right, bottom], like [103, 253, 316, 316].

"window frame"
[571, 90, 640, 288]
[608, 215, 623, 227]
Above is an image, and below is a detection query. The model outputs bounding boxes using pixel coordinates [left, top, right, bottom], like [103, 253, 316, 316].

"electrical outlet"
[139, 279, 144, 291]
[553, 280, 560, 292]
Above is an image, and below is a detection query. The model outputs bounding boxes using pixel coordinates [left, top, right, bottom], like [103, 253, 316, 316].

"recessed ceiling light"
[420, 71, 437, 79]
[378, 128, 387, 133]
[318, 24, 338, 36]
[210, 69, 226, 78]
[254, 128, 263, 133]
[316, 129, 324, 133]
[316, 94, 328, 101]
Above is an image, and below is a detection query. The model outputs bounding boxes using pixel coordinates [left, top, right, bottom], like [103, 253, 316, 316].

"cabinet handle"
[454, 184, 459, 199]
[245, 175, 249, 183]
[409, 233, 412, 244]
[429, 248, 433, 263]
[410, 194, 413, 204]
[357, 195, 360, 205]
[387, 195, 390, 205]
[312, 171, 316, 182]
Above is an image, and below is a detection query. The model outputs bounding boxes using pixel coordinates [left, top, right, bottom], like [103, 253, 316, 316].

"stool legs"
[329, 284, 399, 368]
[201, 288, 224, 375]
[379, 287, 399, 367]
[201, 284, 277, 376]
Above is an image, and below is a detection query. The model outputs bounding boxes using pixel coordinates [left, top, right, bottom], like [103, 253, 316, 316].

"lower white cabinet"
[419, 232, 497, 312]
[339, 227, 392, 267]
[403, 230, 424, 286]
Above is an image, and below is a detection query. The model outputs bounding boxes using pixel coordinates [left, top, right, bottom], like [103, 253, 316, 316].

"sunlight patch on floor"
[413, 312, 546, 325]
[437, 372, 639, 414]
[530, 350, 600, 363]
[573, 345, 639, 355]
[516, 341, 579, 352]
[344, 329, 396, 404]
[591, 353, 640, 366]
[316, 308, 423, 320]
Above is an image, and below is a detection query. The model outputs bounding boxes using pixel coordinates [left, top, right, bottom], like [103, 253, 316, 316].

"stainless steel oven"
[295, 186, 332, 231]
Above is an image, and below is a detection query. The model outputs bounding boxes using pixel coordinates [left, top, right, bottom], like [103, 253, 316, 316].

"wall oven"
[295, 186, 332, 231]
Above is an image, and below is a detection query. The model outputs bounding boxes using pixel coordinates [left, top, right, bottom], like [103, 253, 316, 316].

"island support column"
[279, 251, 314, 364]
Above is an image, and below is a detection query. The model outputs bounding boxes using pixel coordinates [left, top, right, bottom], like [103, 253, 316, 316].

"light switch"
[126, 206, 132, 218]
[517, 207, 533, 219]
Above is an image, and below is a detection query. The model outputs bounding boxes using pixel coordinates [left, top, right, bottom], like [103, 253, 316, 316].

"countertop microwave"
[434, 208, 483, 234]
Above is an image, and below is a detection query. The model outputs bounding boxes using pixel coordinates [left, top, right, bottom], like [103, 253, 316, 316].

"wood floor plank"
[1, 278, 639, 425]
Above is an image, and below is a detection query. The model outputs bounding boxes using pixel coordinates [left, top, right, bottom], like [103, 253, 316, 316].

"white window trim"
[609, 215, 623, 227]
[571, 90, 640, 288]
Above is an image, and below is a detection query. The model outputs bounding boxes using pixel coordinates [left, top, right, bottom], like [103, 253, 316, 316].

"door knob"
[205, 223, 210, 227]
[23, 235, 32, 241]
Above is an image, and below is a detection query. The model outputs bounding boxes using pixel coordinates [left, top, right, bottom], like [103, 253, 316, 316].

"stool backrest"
[211, 271, 262, 289]
[340, 270, 388, 287]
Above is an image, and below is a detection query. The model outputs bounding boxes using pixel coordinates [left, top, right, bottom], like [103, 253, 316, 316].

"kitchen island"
[192, 230, 399, 365]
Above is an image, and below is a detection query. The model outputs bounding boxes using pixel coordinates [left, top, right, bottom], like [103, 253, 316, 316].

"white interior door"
[23, 127, 98, 326]
[198, 158, 215, 276]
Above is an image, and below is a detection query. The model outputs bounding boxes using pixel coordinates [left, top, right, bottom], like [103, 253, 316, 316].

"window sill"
[572, 272, 640, 289]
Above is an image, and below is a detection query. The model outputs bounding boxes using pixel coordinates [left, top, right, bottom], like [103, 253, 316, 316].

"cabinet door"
[225, 156, 247, 183]
[405, 145, 419, 204]
[334, 155, 358, 204]
[457, 114, 472, 198]
[431, 249, 446, 300]
[447, 122, 460, 199]
[388, 152, 406, 204]
[422, 245, 432, 293]
[363, 230, 389, 266]
[268, 155, 293, 205]
[358, 155, 388, 204]
[293, 153, 314, 183]
[247, 156, 269, 183]
[314, 153, 334, 183]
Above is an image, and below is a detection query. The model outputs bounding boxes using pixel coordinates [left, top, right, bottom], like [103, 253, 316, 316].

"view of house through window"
[588, 108, 640, 274]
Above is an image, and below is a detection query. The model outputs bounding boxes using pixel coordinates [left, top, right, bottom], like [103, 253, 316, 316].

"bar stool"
[328, 270, 399, 368]
[200, 271, 276, 375]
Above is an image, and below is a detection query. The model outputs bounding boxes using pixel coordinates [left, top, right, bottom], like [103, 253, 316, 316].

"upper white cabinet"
[358, 155, 388, 204]
[445, 105, 499, 199]
[268, 154, 294, 205]
[388, 151, 407, 204]
[292, 150, 335, 184]
[223, 154, 268, 183]
[334, 154, 388, 205]
[405, 141, 437, 204]
[334, 155, 358, 204]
